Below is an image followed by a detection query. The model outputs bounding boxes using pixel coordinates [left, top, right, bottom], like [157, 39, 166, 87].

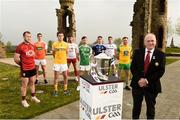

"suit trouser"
[132, 88, 158, 119]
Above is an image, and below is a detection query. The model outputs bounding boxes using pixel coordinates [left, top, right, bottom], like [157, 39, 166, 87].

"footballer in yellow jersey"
[117, 45, 132, 64]
[52, 32, 70, 96]
[52, 41, 68, 64]
[117, 37, 132, 90]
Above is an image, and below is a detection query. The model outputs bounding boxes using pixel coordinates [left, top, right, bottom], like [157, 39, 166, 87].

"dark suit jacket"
[130, 48, 166, 94]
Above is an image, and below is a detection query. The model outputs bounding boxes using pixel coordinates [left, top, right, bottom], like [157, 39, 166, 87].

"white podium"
[80, 75, 124, 120]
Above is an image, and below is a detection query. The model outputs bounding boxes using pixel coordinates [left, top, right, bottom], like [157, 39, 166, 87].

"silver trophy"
[90, 53, 111, 82]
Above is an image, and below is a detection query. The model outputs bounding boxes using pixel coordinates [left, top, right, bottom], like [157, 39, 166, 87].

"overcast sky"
[0, 0, 180, 46]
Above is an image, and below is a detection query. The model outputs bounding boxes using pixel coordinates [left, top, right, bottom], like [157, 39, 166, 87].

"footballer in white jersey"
[67, 43, 79, 59]
[105, 36, 117, 76]
[67, 36, 80, 90]
[105, 43, 117, 58]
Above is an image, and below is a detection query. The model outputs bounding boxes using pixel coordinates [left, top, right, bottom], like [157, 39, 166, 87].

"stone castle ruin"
[131, 0, 167, 52]
[0, 0, 168, 58]
[56, 0, 76, 41]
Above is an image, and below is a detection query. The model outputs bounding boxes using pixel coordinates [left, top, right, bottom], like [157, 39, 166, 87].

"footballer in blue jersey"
[92, 36, 106, 56]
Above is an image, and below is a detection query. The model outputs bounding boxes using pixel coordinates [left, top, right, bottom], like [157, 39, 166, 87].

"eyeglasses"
[38, 36, 42, 37]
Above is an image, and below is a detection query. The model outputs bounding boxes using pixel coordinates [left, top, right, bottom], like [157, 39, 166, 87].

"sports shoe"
[21, 100, 30, 108]
[64, 90, 71, 96]
[31, 96, 40, 103]
[124, 86, 131, 90]
[75, 77, 79, 82]
[44, 79, 48, 84]
[52, 91, 59, 97]
[35, 79, 38, 84]
[76, 86, 80, 91]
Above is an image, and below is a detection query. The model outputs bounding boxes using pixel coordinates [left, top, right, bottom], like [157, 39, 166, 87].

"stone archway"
[56, 0, 76, 42]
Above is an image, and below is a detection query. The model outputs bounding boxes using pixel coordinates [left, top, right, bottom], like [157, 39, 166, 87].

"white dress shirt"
[144, 48, 155, 62]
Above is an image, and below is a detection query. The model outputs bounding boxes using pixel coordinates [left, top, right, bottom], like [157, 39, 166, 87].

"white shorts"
[53, 64, 68, 73]
[79, 65, 91, 71]
[35, 59, 46, 66]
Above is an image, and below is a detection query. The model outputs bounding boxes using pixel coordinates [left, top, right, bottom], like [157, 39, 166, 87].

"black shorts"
[21, 68, 37, 77]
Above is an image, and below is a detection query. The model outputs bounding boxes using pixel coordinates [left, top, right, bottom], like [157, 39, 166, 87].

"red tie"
[144, 50, 151, 75]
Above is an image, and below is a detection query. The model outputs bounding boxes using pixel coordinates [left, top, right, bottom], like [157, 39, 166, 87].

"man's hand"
[138, 78, 148, 87]
[14, 53, 21, 66]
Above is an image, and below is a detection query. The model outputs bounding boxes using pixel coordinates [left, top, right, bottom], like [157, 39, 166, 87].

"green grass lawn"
[166, 58, 179, 65]
[6, 52, 14, 58]
[166, 47, 180, 53]
[0, 57, 179, 119]
[0, 63, 79, 119]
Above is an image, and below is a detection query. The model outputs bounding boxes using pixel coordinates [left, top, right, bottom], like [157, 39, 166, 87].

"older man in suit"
[130, 33, 166, 119]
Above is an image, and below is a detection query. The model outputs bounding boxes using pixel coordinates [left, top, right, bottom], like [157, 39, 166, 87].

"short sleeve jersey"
[92, 44, 106, 56]
[15, 42, 35, 71]
[67, 43, 79, 59]
[79, 44, 92, 65]
[117, 45, 132, 64]
[52, 41, 68, 64]
[105, 43, 117, 57]
[34, 41, 47, 59]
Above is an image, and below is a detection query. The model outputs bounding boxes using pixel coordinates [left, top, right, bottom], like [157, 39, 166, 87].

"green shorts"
[118, 63, 131, 70]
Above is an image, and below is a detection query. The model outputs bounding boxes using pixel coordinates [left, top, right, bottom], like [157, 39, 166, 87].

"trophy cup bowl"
[90, 53, 111, 81]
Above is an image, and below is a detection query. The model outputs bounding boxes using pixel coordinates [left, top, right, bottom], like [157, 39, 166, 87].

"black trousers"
[132, 89, 158, 119]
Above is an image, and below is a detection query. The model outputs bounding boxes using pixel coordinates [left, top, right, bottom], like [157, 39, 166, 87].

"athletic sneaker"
[76, 86, 80, 91]
[35, 79, 38, 84]
[21, 100, 30, 108]
[52, 91, 59, 97]
[44, 79, 48, 84]
[75, 77, 78, 82]
[31, 96, 40, 103]
[64, 90, 71, 96]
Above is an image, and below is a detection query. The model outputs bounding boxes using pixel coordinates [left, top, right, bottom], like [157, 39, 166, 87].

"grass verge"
[166, 58, 179, 65]
[0, 62, 79, 119]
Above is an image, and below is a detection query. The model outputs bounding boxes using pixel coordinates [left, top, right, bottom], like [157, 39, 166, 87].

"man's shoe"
[21, 100, 30, 108]
[52, 91, 59, 97]
[124, 86, 131, 90]
[64, 90, 71, 96]
[44, 79, 48, 84]
[31, 96, 41, 103]
[35, 79, 38, 84]
[76, 86, 80, 91]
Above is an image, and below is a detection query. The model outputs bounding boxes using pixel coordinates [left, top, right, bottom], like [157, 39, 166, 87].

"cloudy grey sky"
[0, 0, 180, 46]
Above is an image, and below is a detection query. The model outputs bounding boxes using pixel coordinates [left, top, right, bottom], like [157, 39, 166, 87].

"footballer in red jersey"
[14, 31, 40, 108]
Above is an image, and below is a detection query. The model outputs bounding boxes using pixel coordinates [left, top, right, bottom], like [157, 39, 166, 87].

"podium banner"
[80, 77, 123, 120]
